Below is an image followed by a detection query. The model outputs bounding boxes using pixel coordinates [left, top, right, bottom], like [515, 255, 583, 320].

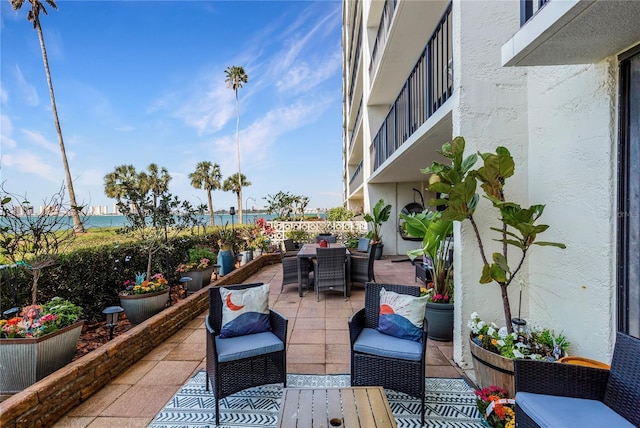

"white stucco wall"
[451, 0, 530, 369]
[525, 60, 618, 361]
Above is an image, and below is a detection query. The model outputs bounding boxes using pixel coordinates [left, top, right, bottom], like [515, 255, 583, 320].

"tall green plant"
[363, 199, 391, 244]
[423, 136, 566, 331]
[400, 211, 453, 301]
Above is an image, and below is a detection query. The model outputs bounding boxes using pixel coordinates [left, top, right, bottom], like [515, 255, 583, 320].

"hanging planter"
[0, 320, 84, 394]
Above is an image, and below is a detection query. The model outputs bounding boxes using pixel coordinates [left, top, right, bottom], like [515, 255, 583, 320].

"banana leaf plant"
[422, 136, 566, 332]
[400, 211, 454, 302]
[363, 199, 392, 244]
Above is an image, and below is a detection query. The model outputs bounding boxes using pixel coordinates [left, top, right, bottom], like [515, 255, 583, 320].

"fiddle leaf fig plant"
[422, 136, 566, 332]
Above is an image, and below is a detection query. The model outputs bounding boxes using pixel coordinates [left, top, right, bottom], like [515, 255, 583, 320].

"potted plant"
[175, 246, 217, 292]
[422, 136, 566, 394]
[474, 385, 515, 428]
[0, 297, 84, 394]
[119, 272, 169, 325]
[400, 210, 454, 341]
[0, 187, 86, 393]
[363, 198, 392, 259]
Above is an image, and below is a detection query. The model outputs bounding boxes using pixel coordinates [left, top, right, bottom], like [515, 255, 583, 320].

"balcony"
[502, 0, 640, 66]
[348, 160, 364, 194]
[370, 2, 453, 178]
[369, 0, 450, 105]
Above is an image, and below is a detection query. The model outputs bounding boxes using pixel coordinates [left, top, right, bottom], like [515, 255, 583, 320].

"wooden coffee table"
[277, 386, 397, 427]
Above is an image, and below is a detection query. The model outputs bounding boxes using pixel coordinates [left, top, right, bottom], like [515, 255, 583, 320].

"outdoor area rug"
[149, 371, 484, 428]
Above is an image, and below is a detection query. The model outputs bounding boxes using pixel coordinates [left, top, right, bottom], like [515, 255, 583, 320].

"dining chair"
[281, 252, 311, 293]
[205, 282, 287, 425]
[313, 247, 348, 301]
[350, 243, 378, 286]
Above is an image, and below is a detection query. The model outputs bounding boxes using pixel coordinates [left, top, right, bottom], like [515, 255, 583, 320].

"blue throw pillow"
[219, 284, 271, 338]
[377, 287, 428, 341]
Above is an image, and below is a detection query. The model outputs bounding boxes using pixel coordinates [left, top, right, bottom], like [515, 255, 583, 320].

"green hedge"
[0, 235, 217, 322]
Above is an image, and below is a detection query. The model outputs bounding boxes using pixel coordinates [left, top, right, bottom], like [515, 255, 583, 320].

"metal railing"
[349, 161, 364, 191]
[349, 99, 363, 150]
[520, 0, 550, 26]
[368, 0, 397, 76]
[371, 2, 453, 172]
[348, 28, 362, 107]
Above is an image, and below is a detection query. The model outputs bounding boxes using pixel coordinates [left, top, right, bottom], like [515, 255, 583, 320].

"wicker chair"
[315, 234, 337, 243]
[350, 243, 378, 285]
[351, 237, 371, 255]
[349, 282, 427, 425]
[313, 247, 348, 301]
[205, 283, 287, 425]
[281, 253, 311, 293]
[281, 239, 298, 257]
[514, 331, 640, 428]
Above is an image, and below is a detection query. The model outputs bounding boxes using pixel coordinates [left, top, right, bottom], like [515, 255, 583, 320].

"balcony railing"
[349, 161, 364, 191]
[349, 99, 363, 150]
[348, 28, 362, 108]
[520, 0, 550, 26]
[371, 2, 452, 172]
[368, 0, 397, 76]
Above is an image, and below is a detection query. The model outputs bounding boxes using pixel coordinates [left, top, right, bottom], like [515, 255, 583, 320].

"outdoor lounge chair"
[349, 282, 427, 425]
[205, 282, 287, 425]
[313, 247, 347, 301]
[350, 242, 377, 285]
[514, 331, 640, 427]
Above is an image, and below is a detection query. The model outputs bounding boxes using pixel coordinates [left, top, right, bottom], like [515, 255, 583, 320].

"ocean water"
[1, 213, 277, 230]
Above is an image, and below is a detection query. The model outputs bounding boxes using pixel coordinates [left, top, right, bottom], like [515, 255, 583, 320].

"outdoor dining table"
[296, 243, 351, 297]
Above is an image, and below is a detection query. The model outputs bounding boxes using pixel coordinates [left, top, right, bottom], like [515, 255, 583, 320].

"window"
[618, 45, 640, 338]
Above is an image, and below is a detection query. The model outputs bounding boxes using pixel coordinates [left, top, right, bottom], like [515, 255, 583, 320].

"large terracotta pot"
[0, 320, 84, 394]
[119, 288, 169, 325]
[469, 337, 515, 397]
[425, 302, 453, 341]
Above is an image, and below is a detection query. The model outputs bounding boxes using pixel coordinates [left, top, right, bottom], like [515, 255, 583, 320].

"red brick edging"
[0, 254, 281, 428]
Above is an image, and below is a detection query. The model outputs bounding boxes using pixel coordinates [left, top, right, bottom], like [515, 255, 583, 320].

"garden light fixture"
[103, 306, 124, 340]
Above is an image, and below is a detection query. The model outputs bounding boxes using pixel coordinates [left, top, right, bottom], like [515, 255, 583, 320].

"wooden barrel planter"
[119, 288, 169, 325]
[0, 320, 84, 394]
[469, 337, 515, 397]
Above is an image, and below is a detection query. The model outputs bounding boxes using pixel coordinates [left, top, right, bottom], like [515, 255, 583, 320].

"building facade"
[342, 0, 639, 368]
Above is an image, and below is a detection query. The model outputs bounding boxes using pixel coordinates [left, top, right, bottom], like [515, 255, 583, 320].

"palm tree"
[189, 161, 222, 226]
[139, 163, 171, 209]
[223, 173, 251, 220]
[104, 164, 141, 215]
[224, 65, 248, 224]
[10, 0, 84, 233]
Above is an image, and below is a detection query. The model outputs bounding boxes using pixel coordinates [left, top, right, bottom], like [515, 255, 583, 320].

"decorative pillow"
[219, 284, 271, 338]
[377, 287, 428, 341]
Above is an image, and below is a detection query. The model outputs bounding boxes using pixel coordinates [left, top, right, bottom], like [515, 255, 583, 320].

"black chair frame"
[348, 282, 427, 425]
[205, 283, 287, 425]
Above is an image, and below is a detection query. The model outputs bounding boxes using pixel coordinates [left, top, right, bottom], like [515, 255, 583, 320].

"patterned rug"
[150, 371, 483, 428]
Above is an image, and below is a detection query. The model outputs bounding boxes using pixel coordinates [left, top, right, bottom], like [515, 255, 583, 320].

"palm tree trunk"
[34, 14, 85, 233]
[207, 190, 215, 226]
[235, 91, 243, 224]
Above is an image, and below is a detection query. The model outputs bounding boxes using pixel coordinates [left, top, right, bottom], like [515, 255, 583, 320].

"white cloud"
[1, 152, 58, 182]
[1, 114, 17, 149]
[19, 129, 59, 154]
[14, 65, 39, 106]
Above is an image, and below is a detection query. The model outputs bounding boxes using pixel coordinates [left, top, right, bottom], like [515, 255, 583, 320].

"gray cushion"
[516, 392, 636, 428]
[353, 327, 423, 361]
[215, 331, 284, 363]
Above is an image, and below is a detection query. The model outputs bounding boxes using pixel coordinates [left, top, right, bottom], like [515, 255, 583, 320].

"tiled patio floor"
[53, 257, 469, 428]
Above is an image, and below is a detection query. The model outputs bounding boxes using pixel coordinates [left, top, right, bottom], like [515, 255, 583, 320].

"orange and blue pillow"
[219, 284, 270, 338]
[377, 287, 428, 341]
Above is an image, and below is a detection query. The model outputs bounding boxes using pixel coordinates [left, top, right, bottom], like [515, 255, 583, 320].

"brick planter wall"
[0, 254, 281, 428]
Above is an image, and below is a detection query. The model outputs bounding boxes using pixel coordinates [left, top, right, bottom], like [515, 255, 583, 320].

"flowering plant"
[176, 246, 216, 272]
[468, 312, 569, 360]
[0, 298, 82, 338]
[121, 272, 169, 295]
[420, 285, 451, 303]
[474, 385, 515, 428]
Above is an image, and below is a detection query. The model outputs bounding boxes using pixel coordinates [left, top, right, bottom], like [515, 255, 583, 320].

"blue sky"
[1, 0, 344, 213]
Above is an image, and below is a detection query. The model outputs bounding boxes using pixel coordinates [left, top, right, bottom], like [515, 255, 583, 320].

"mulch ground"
[72, 287, 187, 361]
